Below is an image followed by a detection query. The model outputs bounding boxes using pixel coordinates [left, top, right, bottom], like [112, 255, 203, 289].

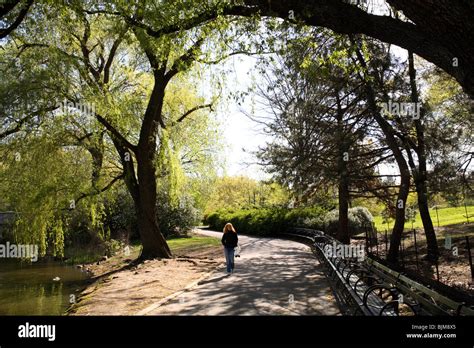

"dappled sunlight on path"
[144, 230, 340, 315]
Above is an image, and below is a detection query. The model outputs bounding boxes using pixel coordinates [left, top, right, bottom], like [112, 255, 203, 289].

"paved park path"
[142, 230, 340, 315]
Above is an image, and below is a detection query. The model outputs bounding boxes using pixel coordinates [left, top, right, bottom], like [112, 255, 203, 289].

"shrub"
[204, 206, 327, 236]
[287, 206, 326, 230]
[156, 193, 202, 237]
[299, 216, 324, 230]
[323, 206, 374, 237]
[103, 189, 138, 241]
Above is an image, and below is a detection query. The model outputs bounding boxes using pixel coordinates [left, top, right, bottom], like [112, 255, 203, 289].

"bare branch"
[175, 103, 214, 124]
[0, 105, 58, 139]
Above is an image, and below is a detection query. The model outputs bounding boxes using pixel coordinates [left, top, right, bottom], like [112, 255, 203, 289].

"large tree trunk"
[134, 195, 171, 259]
[111, 132, 172, 260]
[135, 148, 172, 259]
[337, 174, 350, 244]
[407, 51, 439, 261]
[407, 145, 439, 261]
[86, 132, 104, 191]
[86, 27, 175, 260]
[131, 78, 172, 259]
[336, 90, 350, 244]
[386, 168, 410, 263]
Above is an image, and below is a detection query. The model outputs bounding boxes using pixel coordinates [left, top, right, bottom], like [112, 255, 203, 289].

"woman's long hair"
[223, 223, 236, 234]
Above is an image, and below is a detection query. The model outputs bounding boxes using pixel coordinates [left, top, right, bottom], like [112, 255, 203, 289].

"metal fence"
[282, 228, 474, 316]
[361, 223, 474, 286]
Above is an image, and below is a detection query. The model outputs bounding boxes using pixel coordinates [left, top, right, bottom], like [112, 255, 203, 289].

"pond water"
[0, 261, 89, 315]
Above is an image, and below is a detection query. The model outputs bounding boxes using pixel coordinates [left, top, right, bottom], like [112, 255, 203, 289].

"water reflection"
[0, 261, 89, 315]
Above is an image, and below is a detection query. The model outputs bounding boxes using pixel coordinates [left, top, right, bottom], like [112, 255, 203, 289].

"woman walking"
[221, 223, 238, 274]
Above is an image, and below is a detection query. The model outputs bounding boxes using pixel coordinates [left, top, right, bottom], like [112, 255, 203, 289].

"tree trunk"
[135, 148, 172, 259]
[89, 29, 175, 260]
[86, 132, 104, 191]
[111, 133, 172, 260]
[405, 139, 439, 261]
[134, 199, 171, 259]
[415, 175, 438, 260]
[407, 51, 439, 261]
[386, 169, 410, 263]
[125, 63, 174, 260]
[337, 174, 350, 244]
[336, 90, 350, 244]
[352, 41, 410, 263]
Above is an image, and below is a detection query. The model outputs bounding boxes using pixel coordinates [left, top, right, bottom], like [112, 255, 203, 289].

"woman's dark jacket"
[221, 232, 238, 248]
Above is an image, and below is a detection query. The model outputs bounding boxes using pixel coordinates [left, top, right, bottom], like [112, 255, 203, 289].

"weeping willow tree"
[0, 134, 92, 257]
[1, 0, 229, 259]
[157, 128, 185, 207]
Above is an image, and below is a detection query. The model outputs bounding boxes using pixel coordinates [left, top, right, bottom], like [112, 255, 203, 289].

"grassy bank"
[65, 233, 221, 265]
[373, 205, 473, 231]
[168, 235, 221, 254]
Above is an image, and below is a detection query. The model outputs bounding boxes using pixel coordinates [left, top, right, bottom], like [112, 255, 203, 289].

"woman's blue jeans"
[224, 247, 235, 273]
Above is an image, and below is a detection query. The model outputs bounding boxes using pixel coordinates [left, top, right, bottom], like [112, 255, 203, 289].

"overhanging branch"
[94, 112, 137, 152]
[0, 0, 33, 39]
[72, 173, 124, 208]
[175, 103, 214, 124]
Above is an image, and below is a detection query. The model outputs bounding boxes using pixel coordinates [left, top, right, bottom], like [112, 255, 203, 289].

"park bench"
[282, 228, 474, 316]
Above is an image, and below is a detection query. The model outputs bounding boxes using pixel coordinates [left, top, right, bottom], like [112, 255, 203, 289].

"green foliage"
[156, 192, 202, 237]
[323, 207, 375, 238]
[0, 134, 91, 256]
[1, 0, 471, 261]
[154, 81, 223, 236]
[352, 198, 385, 217]
[423, 68, 473, 205]
[204, 206, 327, 236]
[0, 0, 226, 258]
[204, 176, 290, 214]
[157, 128, 184, 207]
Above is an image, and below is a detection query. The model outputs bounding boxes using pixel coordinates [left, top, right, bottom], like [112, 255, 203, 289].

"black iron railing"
[281, 228, 474, 316]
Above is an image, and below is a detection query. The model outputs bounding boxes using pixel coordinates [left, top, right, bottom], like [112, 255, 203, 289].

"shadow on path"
[147, 230, 340, 316]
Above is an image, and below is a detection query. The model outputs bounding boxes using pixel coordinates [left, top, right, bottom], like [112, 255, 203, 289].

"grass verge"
[374, 205, 473, 231]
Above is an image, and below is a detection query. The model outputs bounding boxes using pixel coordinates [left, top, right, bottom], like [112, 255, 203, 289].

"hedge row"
[204, 206, 327, 237]
[204, 206, 374, 237]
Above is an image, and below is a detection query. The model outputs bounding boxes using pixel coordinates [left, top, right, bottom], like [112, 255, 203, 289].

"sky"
[208, 1, 407, 181]
[213, 50, 405, 182]
[218, 55, 270, 180]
